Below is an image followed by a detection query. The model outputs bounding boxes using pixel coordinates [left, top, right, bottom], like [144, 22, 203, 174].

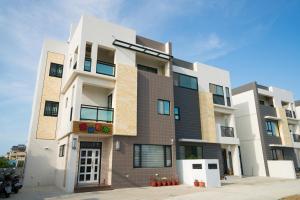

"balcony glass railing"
[80, 104, 113, 123]
[213, 94, 225, 106]
[293, 134, 300, 142]
[221, 126, 234, 137]
[84, 58, 91, 72]
[96, 60, 115, 76]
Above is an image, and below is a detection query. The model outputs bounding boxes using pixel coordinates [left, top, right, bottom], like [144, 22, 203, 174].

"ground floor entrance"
[221, 144, 242, 177]
[78, 142, 102, 184]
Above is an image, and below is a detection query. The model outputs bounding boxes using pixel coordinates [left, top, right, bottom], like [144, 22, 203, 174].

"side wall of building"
[232, 90, 267, 176]
[111, 70, 177, 188]
[24, 40, 68, 187]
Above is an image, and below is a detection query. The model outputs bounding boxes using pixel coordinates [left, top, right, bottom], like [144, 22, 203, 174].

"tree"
[0, 156, 11, 168]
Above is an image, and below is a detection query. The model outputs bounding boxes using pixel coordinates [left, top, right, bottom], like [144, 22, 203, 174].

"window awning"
[112, 39, 173, 61]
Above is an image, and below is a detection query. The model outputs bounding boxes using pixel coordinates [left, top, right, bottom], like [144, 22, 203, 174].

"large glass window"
[157, 100, 170, 115]
[49, 63, 63, 78]
[174, 107, 180, 120]
[271, 149, 284, 160]
[44, 101, 59, 117]
[209, 83, 225, 105]
[265, 121, 280, 136]
[133, 145, 172, 168]
[179, 145, 203, 160]
[173, 73, 198, 90]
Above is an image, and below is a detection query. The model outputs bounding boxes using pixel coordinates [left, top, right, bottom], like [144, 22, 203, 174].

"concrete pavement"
[8, 177, 300, 200]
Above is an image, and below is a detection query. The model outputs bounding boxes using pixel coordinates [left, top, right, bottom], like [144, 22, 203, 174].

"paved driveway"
[8, 177, 300, 200]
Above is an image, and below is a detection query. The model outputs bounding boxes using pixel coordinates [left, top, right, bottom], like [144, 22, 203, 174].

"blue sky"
[0, 0, 300, 155]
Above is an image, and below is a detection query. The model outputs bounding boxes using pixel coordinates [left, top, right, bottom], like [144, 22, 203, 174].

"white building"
[233, 82, 300, 178]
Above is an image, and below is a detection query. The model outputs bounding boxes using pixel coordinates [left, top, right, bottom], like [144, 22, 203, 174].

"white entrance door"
[78, 149, 100, 184]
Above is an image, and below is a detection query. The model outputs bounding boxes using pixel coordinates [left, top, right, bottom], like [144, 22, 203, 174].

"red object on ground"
[199, 181, 205, 187]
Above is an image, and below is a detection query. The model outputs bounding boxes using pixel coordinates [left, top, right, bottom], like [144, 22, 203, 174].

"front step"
[74, 184, 113, 193]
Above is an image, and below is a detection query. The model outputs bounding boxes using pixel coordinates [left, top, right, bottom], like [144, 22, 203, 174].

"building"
[232, 82, 300, 177]
[24, 15, 241, 192]
[172, 60, 241, 177]
[6, 145, 26, 167]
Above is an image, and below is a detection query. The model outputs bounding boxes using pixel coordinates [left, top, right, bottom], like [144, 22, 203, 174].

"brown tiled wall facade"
[111, 70, 177, 188]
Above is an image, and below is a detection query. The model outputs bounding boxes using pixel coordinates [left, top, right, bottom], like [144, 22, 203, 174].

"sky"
[0, 0, 300, 155]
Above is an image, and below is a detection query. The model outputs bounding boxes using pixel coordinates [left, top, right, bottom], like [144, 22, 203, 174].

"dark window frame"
[157, 99, 170, 116]
[174, 107, 180, 120]
[265, 120, 279, 137]
[209, 83, 225, 105]
[49, 63, 63, 78]
[173, 72, 198, 91]
[44, 101, 59, 117]
[133, 144, 172, 168]
[179, 145, 203, 160]
[59, 145, 65, 157]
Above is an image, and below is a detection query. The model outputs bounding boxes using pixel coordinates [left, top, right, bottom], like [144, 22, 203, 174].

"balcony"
[80, 104, 113, 123]
[293, 134, 300, 143]
[96, 60, 115, 76]
[286, 109, 296, 119]
[84, 58, 92, 72]
[221, 126, 235, 137]
[260, 104, 277, 117]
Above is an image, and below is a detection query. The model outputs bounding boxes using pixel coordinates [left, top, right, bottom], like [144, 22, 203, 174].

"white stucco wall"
[24, 39, 68, 187]
[232, 90, 267, 176]
[177, 159, 221, 188]
[268, 160, 296, 179]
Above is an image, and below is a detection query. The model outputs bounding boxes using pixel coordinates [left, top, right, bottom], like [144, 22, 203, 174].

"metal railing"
[293, 134, 300, 143]
[221, 126, 235, 137]
[96, 60, 115, 76]
[80, 104, 114, 123]
[84, 58, 92, 72]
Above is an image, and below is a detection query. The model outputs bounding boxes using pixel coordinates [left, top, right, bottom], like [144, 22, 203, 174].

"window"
[133, 145, 172, 168]
[174, 107, 180, 120]
[225, 87, 231, 107]
[271, 149, 284, 160]
[44, 101, 59, 117]
[209, 83, 225, 105]
[49, 63, 63, 78]
[259, 100, 265, 105]
[137, 64, 158, 74]
[208, 164, 218, 169]
[179, 145, 203, 160]
[157, 100, 170, 115]
[265, 121, 279, 136]
[59, 145, 65, 157]
[173, 72, 198, 90]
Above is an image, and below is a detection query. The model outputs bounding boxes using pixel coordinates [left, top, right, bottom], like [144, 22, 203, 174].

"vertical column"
[91, 43, 98, 73]
[72, 78, 83, 121]
[77, 41, 86, 71]
[232, 145, 242, 177]
[65, 134, 79, 192]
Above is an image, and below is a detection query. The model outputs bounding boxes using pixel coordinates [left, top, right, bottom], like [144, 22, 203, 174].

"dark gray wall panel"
[173, 86, 201, 140]
[111, 70, 177, 188]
